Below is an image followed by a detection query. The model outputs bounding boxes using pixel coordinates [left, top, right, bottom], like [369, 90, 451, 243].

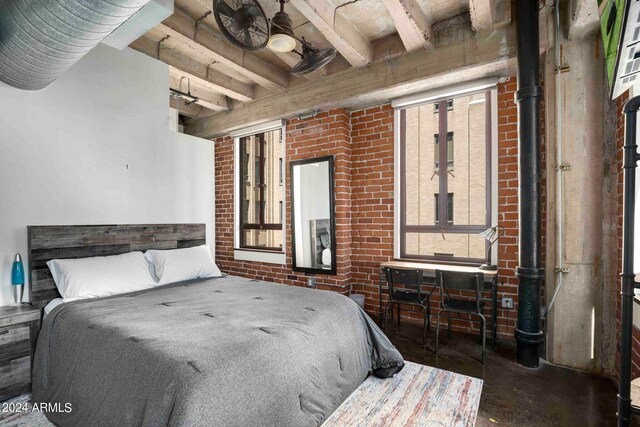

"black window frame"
[238, 131, 284, 252]
[399, 90, 493, 264]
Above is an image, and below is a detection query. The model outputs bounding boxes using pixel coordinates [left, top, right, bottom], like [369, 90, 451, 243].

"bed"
[28, 224, 404, 426]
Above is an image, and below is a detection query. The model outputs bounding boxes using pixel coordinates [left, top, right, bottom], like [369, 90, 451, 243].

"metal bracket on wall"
[554, 266, 569, 274]
[555, 163, 571, 171]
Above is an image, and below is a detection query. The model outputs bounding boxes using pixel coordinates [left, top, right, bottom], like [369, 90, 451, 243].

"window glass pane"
[241, 135, 259, 224]
[243, 229, 283, 250]
[404, 104, 439, 226]
[446, 92, 487, 226]
[434, 132, 454, 171]
[239, 128, 284, 251]
[404, 232, 485, 259]
[399, 90, 492, 262]
[434, 193, 454, 225]
[264, 129, 283, 224]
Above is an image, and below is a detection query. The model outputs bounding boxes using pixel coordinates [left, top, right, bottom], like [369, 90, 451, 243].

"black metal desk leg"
[492, 279, 498, 350]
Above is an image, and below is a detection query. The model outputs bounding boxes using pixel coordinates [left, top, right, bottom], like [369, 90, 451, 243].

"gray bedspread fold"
[32, 276, 404, 426]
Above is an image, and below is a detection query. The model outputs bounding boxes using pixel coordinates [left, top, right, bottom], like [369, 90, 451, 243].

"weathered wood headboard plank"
[28, 224, 206, 309]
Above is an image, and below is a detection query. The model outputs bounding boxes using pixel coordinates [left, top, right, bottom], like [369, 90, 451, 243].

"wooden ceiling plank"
[159, 9, 289, 91]
[186, 26, 516, 138]
[289, 0, 372, 67]
[381, 0, 432, 51]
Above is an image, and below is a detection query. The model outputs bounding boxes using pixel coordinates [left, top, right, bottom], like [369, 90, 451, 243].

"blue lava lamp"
[11, 254, 24, 305]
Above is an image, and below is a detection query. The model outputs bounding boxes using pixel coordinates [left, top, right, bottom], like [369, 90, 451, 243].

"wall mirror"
[290, 156, 336, 275]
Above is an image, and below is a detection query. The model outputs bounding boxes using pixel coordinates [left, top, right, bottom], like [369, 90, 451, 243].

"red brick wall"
[349, 105, 395, 314]
[213, 79, 534, 339]
[495, 78, 521, 335]
[613, 92, 639, 379]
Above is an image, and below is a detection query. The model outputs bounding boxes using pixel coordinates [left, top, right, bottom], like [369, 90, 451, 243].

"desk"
[379, 260, 499, 349]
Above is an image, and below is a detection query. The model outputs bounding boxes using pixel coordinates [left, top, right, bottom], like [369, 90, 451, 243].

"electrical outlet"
[502, 297, 514, 309]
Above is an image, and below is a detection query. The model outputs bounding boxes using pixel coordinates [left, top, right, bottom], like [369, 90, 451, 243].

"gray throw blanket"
[33, 276, 404, 426]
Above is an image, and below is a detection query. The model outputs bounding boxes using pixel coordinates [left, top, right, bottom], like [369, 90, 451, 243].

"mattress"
[32, 275, 404, 426]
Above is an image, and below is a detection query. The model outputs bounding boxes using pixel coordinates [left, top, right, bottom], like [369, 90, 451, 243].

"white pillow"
[145, 245, 221, 285]
[47, 252, 156, 302]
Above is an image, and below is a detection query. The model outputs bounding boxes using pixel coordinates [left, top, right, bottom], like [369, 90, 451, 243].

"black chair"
[383, 267, 430, 345]
[434, 270, 486, 363]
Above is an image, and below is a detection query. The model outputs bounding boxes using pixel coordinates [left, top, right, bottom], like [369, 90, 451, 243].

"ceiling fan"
[213, 0, 336, 76]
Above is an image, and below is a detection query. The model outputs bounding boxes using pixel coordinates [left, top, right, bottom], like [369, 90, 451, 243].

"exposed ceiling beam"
[186, 26, 516, 138]
[170, 97, 216, 118]
[469, 0, 496, 32]
[381, 0, 432, 51]
[159, 9, 289, 91]
[290, 0, 372, 67]
[130, 36, 254, 103]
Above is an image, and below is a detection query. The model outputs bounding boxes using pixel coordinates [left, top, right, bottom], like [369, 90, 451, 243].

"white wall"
[0, 44, 214, 307]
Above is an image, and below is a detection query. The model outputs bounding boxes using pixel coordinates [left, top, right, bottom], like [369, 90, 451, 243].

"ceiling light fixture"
[170, 77, 199, 105]
[268, 0, 296, 52]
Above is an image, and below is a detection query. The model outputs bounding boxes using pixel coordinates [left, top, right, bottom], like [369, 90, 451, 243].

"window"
[238, 128, 284, 251]
[434, 132, 454, 171]
[434, 99, 453, 114]
[398, 90, 494, 263]
[434, 193, 454, 225]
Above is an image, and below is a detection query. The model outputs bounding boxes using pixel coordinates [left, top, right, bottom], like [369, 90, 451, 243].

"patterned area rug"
[323, 361, 483, 427]
[0, 362, 481, 426]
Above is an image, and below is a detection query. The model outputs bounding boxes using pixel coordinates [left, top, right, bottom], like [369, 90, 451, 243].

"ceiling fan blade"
[291, 48, 336, 77]
[245, 5, 262, 17]
[215, 0, 235, 18]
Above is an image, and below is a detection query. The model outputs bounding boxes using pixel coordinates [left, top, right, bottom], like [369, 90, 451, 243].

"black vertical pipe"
[514, 0, 544, 368]
[618, 97, 640, 427]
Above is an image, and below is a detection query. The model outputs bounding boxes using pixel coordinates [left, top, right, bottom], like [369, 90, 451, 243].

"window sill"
[234, 249, 286, 265]
[395, 258, 487, 268]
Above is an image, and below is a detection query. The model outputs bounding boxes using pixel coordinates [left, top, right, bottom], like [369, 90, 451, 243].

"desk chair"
[383, 267, 430, 345]
[434, 270, 486, 363]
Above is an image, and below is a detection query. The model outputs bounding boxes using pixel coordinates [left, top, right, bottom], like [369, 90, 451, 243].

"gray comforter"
[32, 276, 404, 426]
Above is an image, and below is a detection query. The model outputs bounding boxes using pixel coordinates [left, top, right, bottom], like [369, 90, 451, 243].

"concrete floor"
[383, 321, 619, 426]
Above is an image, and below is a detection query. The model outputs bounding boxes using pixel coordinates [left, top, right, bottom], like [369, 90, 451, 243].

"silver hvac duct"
[0, 0, 151, 91]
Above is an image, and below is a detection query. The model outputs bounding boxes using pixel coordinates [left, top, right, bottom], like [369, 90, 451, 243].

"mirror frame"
[290, 155, 337, 275]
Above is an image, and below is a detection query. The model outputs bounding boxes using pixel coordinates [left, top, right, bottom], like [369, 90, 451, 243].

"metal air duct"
[0, 0, 151, 91]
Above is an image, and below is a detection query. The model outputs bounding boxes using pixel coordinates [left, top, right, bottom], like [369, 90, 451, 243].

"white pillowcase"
[145, 245, 221, 285]
[47, 252, 156, 302]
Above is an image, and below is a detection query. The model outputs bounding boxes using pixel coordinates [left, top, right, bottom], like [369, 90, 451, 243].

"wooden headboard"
[27, 224, 206, 309]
